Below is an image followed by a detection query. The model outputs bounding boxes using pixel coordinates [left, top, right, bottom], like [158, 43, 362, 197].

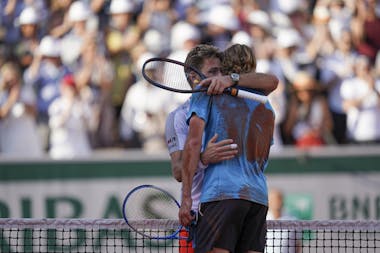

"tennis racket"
[142, 57, 268, 104]
[122, 184, 196, 241]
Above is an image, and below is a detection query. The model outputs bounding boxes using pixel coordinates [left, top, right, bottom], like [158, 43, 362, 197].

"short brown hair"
[184, 44, 222, 71]
[222, 44, 256, 74]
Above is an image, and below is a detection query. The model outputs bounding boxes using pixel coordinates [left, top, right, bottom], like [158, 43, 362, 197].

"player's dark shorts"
[194, 199, 268, 253]
[179, 228, 194, 253]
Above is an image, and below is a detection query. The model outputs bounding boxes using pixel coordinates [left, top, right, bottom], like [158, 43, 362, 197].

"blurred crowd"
[0, 0, 380, 159]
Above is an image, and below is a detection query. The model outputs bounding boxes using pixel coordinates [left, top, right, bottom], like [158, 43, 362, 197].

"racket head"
[122, 184, 184, 240]
[142, 57, 208, 93]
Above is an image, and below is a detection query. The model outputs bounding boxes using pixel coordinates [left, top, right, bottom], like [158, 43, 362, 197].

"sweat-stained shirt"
[186, 88, 275, 206]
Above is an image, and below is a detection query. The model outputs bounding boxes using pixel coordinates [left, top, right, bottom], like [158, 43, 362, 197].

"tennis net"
[0, 219, 379, 253]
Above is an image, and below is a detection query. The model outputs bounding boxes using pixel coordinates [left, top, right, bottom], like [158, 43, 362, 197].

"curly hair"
[221, 44, 256, 75]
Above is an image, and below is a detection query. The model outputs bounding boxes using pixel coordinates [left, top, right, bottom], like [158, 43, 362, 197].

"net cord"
[1, 219, 379, 231]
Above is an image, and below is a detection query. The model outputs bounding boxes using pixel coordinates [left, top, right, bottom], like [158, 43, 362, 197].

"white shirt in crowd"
[0, 84, 43, 157]
[340, 78, 380, 142]
[48, 97, 92, 159]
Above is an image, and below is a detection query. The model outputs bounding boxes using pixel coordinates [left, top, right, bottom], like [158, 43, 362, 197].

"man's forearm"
[181, 138, 201, 200]
[181, 116, 204, 201]
[239, 72, 279, 95]
[170, 151, 183, 182]
[200, 72, 279, 96]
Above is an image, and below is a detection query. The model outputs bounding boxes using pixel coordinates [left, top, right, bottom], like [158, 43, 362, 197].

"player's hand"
[201, 134, 238, 165]
[199, 76, 233, 95]
[179, 196, 193, 226]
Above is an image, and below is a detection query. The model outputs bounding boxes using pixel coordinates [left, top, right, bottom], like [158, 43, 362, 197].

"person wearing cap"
[203, 4, 239, 50]
[119, 51, 171, 151]
[105, 0, 141, 122]
[15, 6, 41, 71]
[0, 61, 43, 157]
[245, 10, 276, 61]
[23, 35, 70, 150]
[48, 74, 93, 159]
[165, 21, 202, 111]
[272, 28, 308, 90]
[59, 0, 95, 67]
[106, 0, 140, 55]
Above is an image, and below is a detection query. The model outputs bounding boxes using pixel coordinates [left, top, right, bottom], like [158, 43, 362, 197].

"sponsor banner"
[1, 173, 379, 220]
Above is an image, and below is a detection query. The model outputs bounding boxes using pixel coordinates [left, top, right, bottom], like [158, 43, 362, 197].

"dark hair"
[184, 44, 222, 71]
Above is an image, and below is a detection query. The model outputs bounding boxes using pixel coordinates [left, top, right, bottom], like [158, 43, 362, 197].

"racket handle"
[228, 88, 268, 104]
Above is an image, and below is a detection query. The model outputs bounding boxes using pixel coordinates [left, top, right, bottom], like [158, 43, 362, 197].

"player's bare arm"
[179, 115, 204, 226]
[170, 151, 183, 182]
[200, 72, 279, 96]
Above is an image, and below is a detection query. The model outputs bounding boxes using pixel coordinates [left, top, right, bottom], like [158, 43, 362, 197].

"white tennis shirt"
[165, 99, 204, 211]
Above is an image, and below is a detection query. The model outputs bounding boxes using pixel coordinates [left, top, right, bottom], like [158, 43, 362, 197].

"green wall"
[1, 146, 379, 181]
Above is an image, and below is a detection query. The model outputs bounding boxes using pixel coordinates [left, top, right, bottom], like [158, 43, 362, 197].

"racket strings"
[124, 187, 179, 220]
[144, 60, 200, 91]
[123, 186, 182, 239]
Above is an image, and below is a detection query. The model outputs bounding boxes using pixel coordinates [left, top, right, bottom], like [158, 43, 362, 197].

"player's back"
[201, 93, 275, 206]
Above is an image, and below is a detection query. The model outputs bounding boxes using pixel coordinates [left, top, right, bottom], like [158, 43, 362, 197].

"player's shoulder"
[169, 100, 189, 117]
[166, 101, 189, 125]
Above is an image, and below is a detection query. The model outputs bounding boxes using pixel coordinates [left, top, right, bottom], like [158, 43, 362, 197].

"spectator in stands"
[340, 55, 380, 144]
[1, 0, 23, 49]
[14, 6, 42, 72]
[165, 21, 201, 112]
[351, 0, 380, 64]
[23, 35, 70, 150]
[137, 0, 177, 55]
[266, 188, 301, 253]
[267, 188, 297, 221]
[267, 77, 287, 151]
[273, 28, 305, 87]
[283, 71, 333, 148]
[168, 21, 201, 61]
[203, 4, 239, 50]
[75, 35, 116, 148]
[0, 0, 380, 158]
[89, 0, 110, 31]
[232, 0, 263, 29]
[106, 0, 140, 56]
[245, 9, 276, 61]
[105, 0, 140, 125]
[48, 74, 93, 159]
[119, 52, 169, 151]
[45, 0, 73, 37]
[306, 4, 335, 63]
[59, 1, 95, 69]
[0, 62, 43, 157]
[319, 28, 357, 144]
